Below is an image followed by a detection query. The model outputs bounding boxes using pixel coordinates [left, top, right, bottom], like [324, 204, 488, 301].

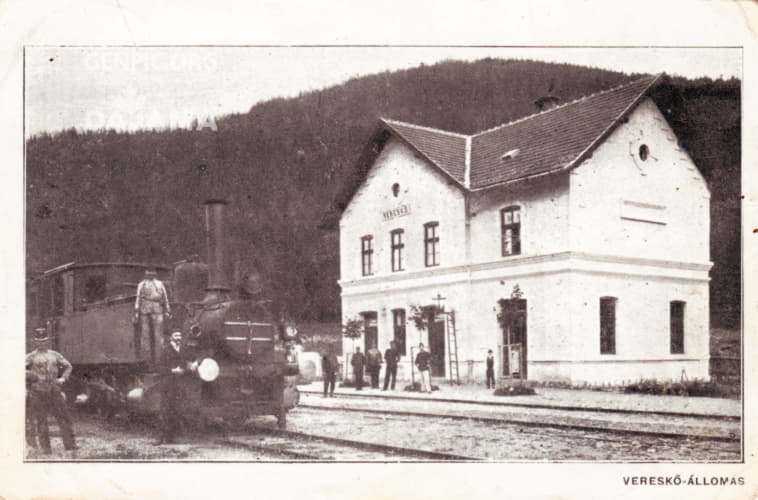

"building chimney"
[534, 95, 561, 112]
[204, 199, 231, 298]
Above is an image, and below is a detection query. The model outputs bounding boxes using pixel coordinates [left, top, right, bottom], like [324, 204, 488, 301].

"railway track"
[298, 396, 740, 443]
[221, 428, 477, 461]
[301, 389, 740, 422]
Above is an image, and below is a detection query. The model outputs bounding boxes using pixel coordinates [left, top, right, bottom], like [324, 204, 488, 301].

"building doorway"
[428, 313, 446, 377]
[361, 311, 378, 353]
[499, 298, 527, 378]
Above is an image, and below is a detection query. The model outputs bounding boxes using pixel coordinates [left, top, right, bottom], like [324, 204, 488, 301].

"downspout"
[463, 136, 473, 379]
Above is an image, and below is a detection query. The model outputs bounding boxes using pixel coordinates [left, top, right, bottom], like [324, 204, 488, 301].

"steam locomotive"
[26, 200, 299, 428]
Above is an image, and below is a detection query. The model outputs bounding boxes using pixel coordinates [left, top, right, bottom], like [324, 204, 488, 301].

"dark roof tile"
[470, 75, 658, 189]
[377, 75, 658, 191]
[381, 119, 468, 185]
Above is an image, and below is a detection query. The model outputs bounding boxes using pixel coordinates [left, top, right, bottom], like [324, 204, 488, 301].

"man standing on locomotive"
[25, 328, 77, 454]
[134, 268, 171, 366]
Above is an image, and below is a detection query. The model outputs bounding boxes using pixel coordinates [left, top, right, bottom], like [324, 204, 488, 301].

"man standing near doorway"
[415, 343, 432, 393]
[366, 343, 382, 389]
[135, 268, 171, 366]
[383, 340, 400, 391]
[350, 347, 366, 391]
[486, 349, 496, 389]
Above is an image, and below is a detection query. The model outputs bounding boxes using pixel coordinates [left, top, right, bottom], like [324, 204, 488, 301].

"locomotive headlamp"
[282, 324, 298, 340]
[197, 358, 220, 382]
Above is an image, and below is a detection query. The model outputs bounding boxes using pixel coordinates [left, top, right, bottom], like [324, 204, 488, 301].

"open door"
[362, 311, 378, 352]
[500, 298, 527, 378]
[428, 314, 446, 377]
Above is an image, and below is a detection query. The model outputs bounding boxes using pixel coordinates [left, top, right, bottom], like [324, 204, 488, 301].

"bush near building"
[623, 379, 739, 399]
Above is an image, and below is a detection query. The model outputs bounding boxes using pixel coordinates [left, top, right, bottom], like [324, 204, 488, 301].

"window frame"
[83, 274, 108, 304]
[360, 235, 374, 276]
[670, 300, 685, 354]
[390, 228, 405, 272]
[423, 221, 440, 267]
[501, 205, 522, 257]
[599, 296, 617, 355]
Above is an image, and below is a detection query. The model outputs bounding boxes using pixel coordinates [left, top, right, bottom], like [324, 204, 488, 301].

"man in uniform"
[321, 348, 339, 397]
[415, 343, 432, 393]
[383, 340, 401, 391]
[135, 268, 171, 366]
[155, 330, 191, 445]
[350, 346, 366, 391]
[25, 328, 77, 454]
[366, 343, 382, 389]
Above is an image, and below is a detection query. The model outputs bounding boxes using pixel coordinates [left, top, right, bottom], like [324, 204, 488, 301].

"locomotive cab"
[27, 199, 299, 429]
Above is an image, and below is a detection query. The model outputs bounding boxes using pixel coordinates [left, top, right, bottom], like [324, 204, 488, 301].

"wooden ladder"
[445, 311, 461, 384]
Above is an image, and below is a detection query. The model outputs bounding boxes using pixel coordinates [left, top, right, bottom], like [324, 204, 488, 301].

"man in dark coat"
[366, 344, 382, 389]
[321, 349, 339, 397]
[155, 330, 191, 445]
[25, 328, 77, 454]
[486, 349, 496, 389]
[383, 340, 401, 391]
[350, 347, 366, 391]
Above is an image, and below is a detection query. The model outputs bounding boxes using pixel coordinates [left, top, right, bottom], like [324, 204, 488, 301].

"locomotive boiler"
[26, 199, 299, 428]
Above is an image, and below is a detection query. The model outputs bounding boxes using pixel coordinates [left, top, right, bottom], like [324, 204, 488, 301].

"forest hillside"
[26, 58, 740, 326]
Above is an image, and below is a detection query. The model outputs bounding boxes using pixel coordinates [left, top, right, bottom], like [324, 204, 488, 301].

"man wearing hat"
[135, 268, 171, 366]
[155, 330, 193, 445]
[25, 328, 77, 454]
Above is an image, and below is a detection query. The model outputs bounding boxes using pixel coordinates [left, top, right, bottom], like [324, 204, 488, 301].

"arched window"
[501, 206, 521, 256]
[670, 301, 685, 354]
[360, 235, 374, 276]
[600, 296, 617, 354]
[390, 229, 405, 271]
[424, 221, 440, 267]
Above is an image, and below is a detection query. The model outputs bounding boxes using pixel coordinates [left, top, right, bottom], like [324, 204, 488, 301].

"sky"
[24, 46, 742, 137]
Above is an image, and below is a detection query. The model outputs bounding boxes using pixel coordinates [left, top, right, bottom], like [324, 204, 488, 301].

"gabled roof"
[372, 75, 660, 192]
[469, 75, 659, 189]
[381, 119, 468, 186]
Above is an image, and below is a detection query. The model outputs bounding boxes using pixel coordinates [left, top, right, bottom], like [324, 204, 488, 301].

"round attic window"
[392, 183, 400, 197]
[639, 144, 650, 161]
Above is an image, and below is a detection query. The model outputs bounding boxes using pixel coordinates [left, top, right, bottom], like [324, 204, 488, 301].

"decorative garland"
[408, 304, 442, 331]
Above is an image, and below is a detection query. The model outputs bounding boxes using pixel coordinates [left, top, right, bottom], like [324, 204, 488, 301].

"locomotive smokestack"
[204, 199, 231, 295]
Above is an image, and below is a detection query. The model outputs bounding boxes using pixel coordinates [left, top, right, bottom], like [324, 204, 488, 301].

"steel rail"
[299, 389, 739, 422]
[226, 427, 477, 461]
[297, 403, 740, 443]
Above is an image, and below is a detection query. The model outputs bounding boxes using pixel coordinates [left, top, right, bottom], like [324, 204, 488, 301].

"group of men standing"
[349, 340, 403, 391]
[322, 340, 403, 396]
[335, 341, 435, 394]
[323, 342, 497, 395]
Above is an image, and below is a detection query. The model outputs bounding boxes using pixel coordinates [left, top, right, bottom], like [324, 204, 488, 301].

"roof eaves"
[469, 165, 568, 192]
[380, 117, 470, 139]
[464, 135, 471, 188]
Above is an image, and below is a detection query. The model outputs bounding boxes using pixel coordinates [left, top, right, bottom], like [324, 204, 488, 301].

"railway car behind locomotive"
[27, 200, 299, 428]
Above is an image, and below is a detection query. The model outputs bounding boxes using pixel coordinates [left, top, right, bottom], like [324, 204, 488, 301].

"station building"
[338, 75, 712, 385]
